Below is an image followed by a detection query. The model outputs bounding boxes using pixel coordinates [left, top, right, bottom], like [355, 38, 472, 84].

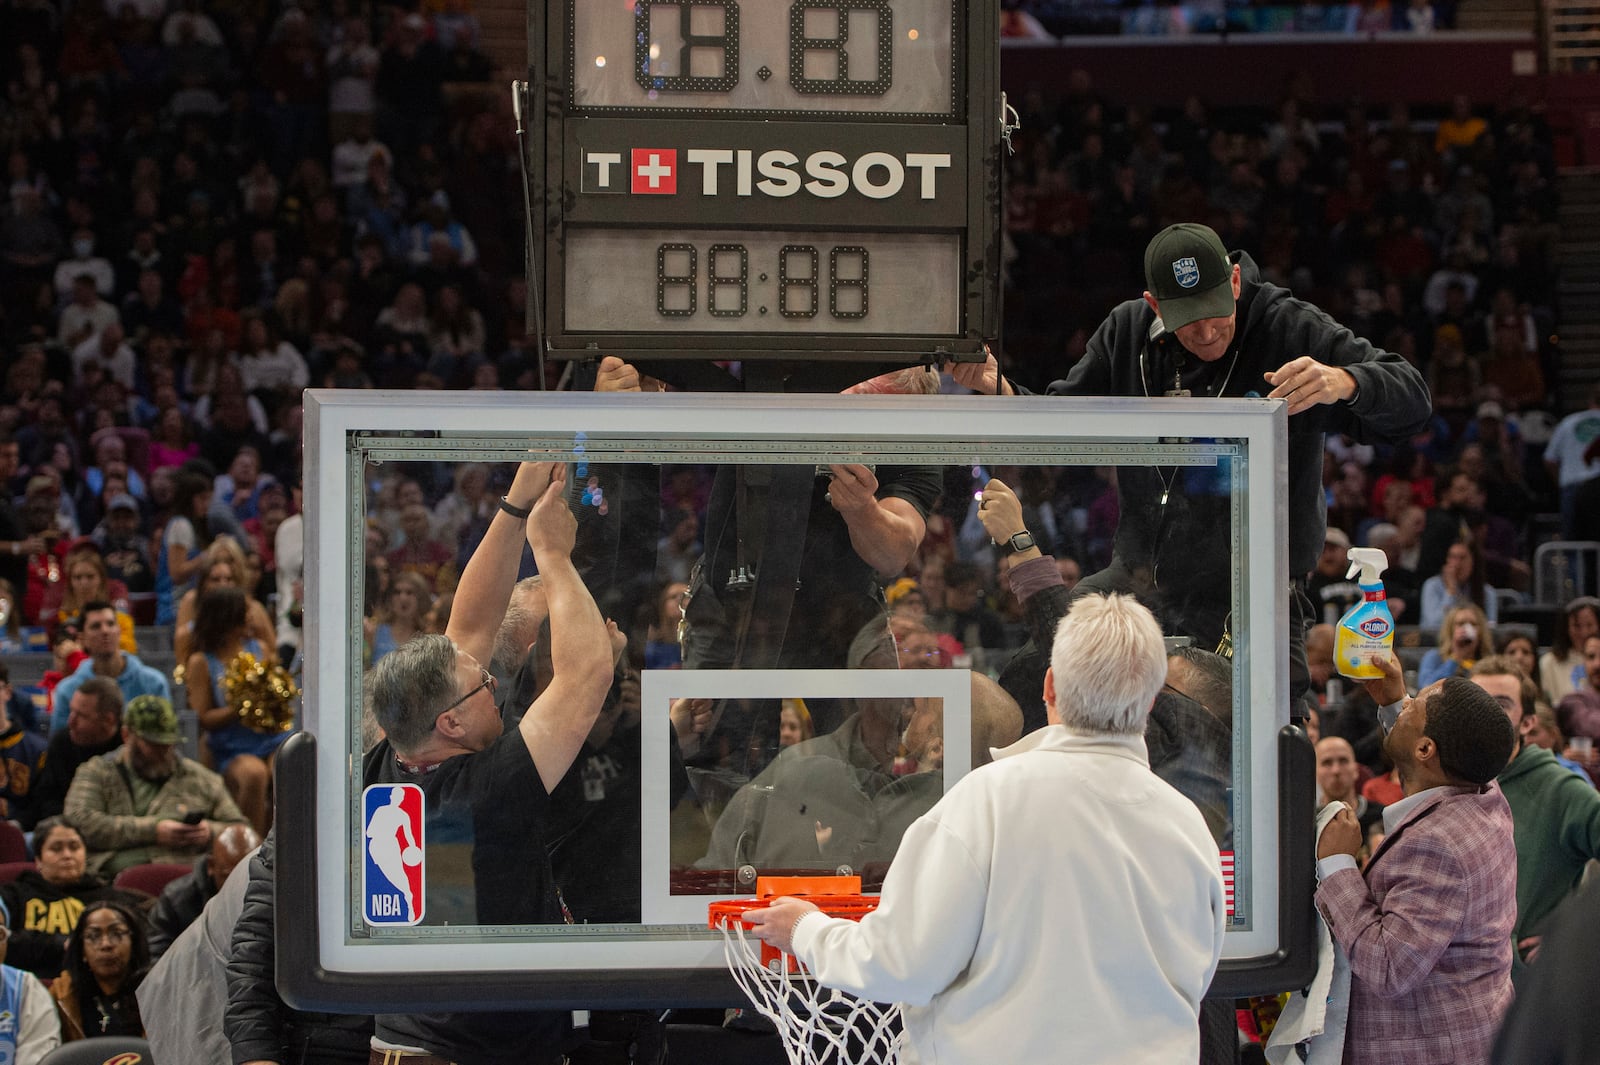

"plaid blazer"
[1315, 783, 1517, 1065]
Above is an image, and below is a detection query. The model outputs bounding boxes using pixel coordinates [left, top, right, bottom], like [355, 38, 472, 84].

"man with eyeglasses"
[1468, 656, 1600, 975]
[357, 462, 614, 1065]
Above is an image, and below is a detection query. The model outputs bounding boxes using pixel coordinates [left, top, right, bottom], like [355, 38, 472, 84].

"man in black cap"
[953, 222, 1431, 708]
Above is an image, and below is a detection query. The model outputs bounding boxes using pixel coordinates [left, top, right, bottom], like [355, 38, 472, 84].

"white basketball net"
[716, 917, 903, 1065]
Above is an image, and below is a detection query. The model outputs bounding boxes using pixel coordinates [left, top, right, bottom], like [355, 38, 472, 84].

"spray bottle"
[1335, 547, 1395, 679]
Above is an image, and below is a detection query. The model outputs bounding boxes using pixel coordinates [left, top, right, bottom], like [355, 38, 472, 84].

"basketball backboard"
[278, 390, 1313, 1012]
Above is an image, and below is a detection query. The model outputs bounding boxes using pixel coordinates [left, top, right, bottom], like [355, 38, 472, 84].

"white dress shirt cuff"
[1316, 854, 1359, 881]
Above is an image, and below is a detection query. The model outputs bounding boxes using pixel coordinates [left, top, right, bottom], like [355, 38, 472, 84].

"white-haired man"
[745, 593, 1227, 1065]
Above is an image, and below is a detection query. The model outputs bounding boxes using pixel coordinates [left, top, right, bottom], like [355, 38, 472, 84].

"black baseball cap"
[1143, 223, 1236, 333]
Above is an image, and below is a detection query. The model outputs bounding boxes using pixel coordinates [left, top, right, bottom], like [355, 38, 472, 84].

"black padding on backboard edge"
[1207, 724, 1317, 998]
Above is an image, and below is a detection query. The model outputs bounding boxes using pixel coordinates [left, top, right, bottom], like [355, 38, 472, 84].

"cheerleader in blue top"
[184, 586, 293, 835]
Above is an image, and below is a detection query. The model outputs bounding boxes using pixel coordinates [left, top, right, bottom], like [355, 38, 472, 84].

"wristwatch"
[498, 495, 533, 520]
[998, 531, 1036, 555]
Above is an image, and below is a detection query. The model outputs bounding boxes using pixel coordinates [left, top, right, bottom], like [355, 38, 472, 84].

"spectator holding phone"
[63, 695, 248, 877]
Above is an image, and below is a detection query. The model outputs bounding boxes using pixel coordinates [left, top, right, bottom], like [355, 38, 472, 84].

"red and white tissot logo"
[631, 149, 677, 194]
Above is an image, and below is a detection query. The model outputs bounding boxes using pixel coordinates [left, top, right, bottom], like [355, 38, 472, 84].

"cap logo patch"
[1173, 257, 1200, 289]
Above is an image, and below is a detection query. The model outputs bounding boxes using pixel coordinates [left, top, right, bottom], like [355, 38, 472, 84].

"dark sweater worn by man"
[32, 729, 121, 823]
[979, 226, 1430, 708]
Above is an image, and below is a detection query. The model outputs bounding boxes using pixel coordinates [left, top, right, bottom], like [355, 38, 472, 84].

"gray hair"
[359, 705, 386, 752]
[367, 634, 459, 755]
[1049, 593, 1167, 735]
[1365, 522, 1399, 552]
[1167, 645, 1234, 723]
[493, 575, 545, 673]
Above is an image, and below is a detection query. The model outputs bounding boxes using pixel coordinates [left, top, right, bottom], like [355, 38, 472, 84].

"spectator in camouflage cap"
[63, 695, 247, 877]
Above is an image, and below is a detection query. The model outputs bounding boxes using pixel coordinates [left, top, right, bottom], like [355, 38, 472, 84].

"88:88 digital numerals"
[656, 243, 869, 320]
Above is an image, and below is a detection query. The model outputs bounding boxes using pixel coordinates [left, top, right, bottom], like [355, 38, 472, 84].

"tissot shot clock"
[526, 0, 1001, 364]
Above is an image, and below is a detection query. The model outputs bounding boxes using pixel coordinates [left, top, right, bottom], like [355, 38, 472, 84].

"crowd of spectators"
[991, 71, 1583, 608]
[1004, 0, 1457, 38]
[0, 0, 1596, 1056]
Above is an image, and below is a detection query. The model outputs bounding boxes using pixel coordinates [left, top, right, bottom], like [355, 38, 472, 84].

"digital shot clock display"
[526, 0, 1001, 365]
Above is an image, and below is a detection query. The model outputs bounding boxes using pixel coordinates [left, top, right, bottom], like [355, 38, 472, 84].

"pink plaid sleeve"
[1315, 837, 1468, 996]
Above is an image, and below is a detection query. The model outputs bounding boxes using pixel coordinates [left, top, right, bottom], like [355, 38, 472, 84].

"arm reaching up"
[515, 467, 616, 792]
[447, 461, 555, 670]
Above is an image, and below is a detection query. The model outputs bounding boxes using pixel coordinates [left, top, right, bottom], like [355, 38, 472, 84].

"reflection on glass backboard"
[281, 391, 1309, 1012]
[642, 668, 972, 924]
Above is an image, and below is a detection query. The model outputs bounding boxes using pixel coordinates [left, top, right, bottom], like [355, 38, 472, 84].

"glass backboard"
[277, 390, 1313, 1011]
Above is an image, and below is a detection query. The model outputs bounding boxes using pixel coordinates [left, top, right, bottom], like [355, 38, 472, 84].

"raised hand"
[524, 465, 575, 560]
[977, 478, 1026, 543]
[594, 356, 666, 393]
[1359, 651, 1407, 708]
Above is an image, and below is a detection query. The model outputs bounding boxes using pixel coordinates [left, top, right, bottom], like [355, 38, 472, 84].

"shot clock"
[526, 0, 1001, 365]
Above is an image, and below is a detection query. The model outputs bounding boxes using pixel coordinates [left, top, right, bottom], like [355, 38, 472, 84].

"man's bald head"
[1306, 624, 1335, 687]
[971, 671, 1023, 766]
[1315, 736, 1360, 805]
[902, 671, 1024, 773]
[210, 823, 262, 889]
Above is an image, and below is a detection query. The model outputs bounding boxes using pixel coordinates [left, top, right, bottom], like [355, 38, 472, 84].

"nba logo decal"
[363, 783, 424, 925]
[632, 149, 677, 194]
[1172, 257, 1200, 289]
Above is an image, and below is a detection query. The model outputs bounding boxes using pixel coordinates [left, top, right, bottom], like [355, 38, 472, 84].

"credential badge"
[1173, 257, 1200, 289]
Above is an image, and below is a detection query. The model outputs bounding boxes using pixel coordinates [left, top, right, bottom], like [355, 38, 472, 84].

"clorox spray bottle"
[1335, 547, 1395, 679]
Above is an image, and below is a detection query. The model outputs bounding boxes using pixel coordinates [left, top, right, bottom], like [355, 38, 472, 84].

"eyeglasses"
[84, 926, 131, 946]
[439, 667, 496, 718]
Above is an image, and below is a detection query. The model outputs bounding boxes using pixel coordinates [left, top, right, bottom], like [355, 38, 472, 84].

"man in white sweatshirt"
[745, 592, 1227, 1065]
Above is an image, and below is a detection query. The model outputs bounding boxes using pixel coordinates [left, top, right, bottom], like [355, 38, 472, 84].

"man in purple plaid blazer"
[1315, 655, 1518, 1065]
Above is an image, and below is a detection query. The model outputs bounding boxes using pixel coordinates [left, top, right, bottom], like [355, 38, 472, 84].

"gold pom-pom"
[221, 651, 299, 734]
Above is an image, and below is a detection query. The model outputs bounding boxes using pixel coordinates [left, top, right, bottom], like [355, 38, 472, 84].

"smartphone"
[181, 810, 205, 826]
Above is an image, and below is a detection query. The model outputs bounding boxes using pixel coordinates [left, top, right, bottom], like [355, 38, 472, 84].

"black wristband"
[498, 496, 532, 520]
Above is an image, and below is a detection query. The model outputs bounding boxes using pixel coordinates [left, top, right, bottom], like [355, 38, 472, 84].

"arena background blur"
[2, 0, 1600, 1058]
